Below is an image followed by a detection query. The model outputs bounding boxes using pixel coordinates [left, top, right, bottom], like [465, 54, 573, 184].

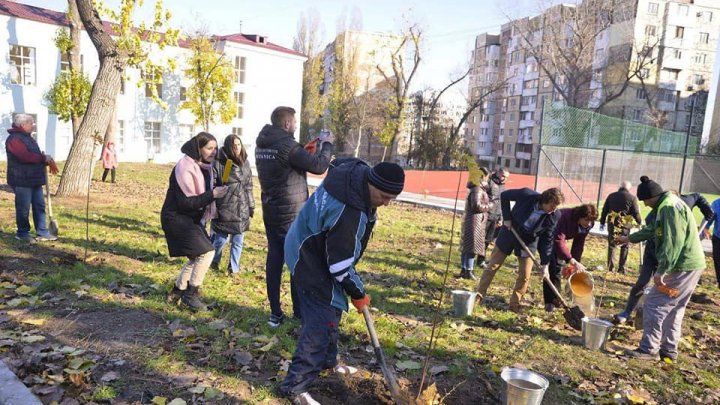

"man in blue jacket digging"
[279, 160, 405, 405]
[475, 187, 564, 313]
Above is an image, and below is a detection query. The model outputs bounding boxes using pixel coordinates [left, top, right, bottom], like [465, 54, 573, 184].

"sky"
[22, 0, 552, 104]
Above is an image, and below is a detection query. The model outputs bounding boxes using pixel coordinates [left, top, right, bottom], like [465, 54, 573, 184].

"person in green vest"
[617, 176, 706, 362]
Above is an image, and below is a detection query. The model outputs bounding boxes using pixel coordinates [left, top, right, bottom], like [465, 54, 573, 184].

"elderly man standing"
[5, 114, 58, 242]
[279, 160, 404, 405]
[599, 180, 642, 273]
[255, 106, 334, 327]
[618, 176, 705, 362]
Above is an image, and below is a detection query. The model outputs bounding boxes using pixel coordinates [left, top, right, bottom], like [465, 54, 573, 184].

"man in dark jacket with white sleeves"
[279, 160, 404, 405]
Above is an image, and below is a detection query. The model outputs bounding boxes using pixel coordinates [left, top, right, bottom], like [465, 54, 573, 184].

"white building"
[0, 0, 306, 165]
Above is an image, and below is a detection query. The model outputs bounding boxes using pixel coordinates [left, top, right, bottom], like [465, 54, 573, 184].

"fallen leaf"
[100, 371, 119, 382]
[258, 336, 279, 352]
[151, 397, 167, 405]
[20, 335, 46, 343]
[429, 365, 449, 375]
[16, 285, 36, 295]
[188, 385, 207, 394]
[396, 360, 422, 371]
[204, 387, 222, 399]
[21, 318, 46, 326]
[233, 351, 253, 366]
[168, 399, 187, 405]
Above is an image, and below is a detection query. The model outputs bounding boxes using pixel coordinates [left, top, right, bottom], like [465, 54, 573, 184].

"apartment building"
[465, 0, 720, 174]
[0, 0, 305, 164]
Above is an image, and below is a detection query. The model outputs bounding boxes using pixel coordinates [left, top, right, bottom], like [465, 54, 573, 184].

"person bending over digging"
[617, 176, 705, 362]
[542, 203, 597, 312]
[279, 160, 404, 405]
[475, 187, 564, 313]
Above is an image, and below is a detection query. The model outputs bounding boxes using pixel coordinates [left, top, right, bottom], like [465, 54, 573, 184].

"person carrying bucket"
[542, 204, 598, 312]
[616, 177, 706, 362]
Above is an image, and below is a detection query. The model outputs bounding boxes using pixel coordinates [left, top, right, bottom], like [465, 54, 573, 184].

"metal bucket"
[582, 317, 614, 351]
[500, 367, 549, 405]
[451, 290, 477, 316]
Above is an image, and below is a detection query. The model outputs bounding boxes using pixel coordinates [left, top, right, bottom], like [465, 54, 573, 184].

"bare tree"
[375, 24, 422, 161]
[513, 0, 639, 111]
[293, 10, 325, 143]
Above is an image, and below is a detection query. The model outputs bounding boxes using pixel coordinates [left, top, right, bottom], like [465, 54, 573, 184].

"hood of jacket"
[256, 124, 294, 149]
[180, 137, 201, 160]
[323, 159, 372, 213]
[491, 172, 505, 186]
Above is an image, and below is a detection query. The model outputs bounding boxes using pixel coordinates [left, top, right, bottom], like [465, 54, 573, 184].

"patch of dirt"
[40, 308, 166, 356]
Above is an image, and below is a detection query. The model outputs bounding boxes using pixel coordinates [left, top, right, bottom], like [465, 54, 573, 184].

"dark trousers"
[478, 215, 500, 262]
[542, 253, 563, 305]
[279, 289, 342, 396]
[264, 223, 299, 318]
[102, 168, 116, 182]
[713, 235, 720, 288]
[623, 261, 656, 316]
[607, 223, 629, 272]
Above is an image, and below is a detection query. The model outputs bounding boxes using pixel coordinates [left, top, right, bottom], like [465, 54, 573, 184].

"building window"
[120, 80, 125, 95]
[232, 127, 243, 136]
[647, 2, 658, 15]
[629, 129, 641, 143]
[508, 129, 514, 137]
[117, 120, 125, 152]
[523, 160, 530, 169]
[179, 86, 187, 102]
[178, 124, 194, 140]
[675, 26, 684, 39]
[234, 92, 244, 119]
[143, 71, 163, 98]
[658, 89, 676, 103]
[505, 159, 510, 167]
[496, 156, 502, 165]
[693, 53, 707, 64]
[694, 74, 705, 85]
[509, 113, 515, 122]
[698, 32, 709, 44]
[672, 49, 683, 59]
[144, 121, 161, 154]
[9, 45, 36, 85]
[523, 79, 538, 89]
[542, 79, 550, 88]
[234, 56, 246, 84]
[644, 25, 657, 37]
[515, 160, 521, 168]
[677, 4, 689, 16]
[636, 88, 647, 99]
[595, 48, 604, 59]
[521, 111, 534, 120]
[698, 11, 712, 23]
[639, 68, 650, 79]
[632, 109, 643, 121]
[520, 96, 537, 106]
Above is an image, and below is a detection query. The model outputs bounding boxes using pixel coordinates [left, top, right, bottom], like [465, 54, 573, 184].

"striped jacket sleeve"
[325, 205, 367, 300]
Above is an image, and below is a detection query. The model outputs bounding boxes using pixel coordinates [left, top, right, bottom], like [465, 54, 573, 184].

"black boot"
[181, 285, 208, 312]
[465, 270, 478, 280]
[167, 285, 183, 304]
[227, 261, 236, 276]
[457, 269, 467, 279]
[210, 262, 219, 271]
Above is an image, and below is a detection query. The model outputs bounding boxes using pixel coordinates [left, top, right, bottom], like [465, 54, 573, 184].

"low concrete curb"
[0, 359, 43, 405]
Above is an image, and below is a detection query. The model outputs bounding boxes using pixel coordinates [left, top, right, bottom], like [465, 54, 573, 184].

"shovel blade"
[49, 219, 59, 236]
[564, 306, 585, 331]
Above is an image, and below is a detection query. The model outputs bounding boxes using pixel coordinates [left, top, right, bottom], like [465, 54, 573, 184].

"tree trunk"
[56, 0, 125, 197]
[68, 0, 82, 138]
[102, 101, 118, 145]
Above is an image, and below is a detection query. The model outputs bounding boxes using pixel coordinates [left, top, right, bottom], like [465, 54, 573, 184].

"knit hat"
[636, 176, 664, 200]
[368, 162, 405, 195]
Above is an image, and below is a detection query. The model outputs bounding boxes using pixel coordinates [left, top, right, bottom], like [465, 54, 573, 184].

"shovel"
[361, 306, 408, 405]
[509, 227, 584, 331]
[45, 167, 59, 237]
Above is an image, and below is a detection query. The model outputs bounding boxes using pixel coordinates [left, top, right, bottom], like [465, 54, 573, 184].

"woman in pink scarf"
[161, 132, 228, 311]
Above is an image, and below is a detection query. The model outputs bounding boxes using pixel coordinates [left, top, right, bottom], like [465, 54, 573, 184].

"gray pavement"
[0, 360, 43, 405]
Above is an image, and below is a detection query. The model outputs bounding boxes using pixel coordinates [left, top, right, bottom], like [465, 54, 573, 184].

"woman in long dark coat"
[210, 134, 254, 275]
[162, 132, 228, 311]
[458, 168, 494, 280]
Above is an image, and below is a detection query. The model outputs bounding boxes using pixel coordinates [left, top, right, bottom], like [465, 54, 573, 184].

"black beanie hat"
[636, 176, 664, 200]
[368, 162, 405, 195]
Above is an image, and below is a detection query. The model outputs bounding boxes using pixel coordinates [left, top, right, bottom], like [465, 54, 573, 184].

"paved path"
[0, 360, 43, 405]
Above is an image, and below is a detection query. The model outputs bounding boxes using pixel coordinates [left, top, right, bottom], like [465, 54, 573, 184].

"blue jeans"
[460, 253, 475, 270]
[211, 232, 245, 273]
[279, 288, 342, 396]
[13, 185, 49, 238]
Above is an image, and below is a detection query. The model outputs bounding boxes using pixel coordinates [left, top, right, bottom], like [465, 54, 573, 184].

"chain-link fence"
[535, 103, 718, 207]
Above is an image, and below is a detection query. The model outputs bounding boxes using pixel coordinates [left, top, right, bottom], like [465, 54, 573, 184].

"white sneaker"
[333, 365, 358, 375]
[292, 392, 321, 405]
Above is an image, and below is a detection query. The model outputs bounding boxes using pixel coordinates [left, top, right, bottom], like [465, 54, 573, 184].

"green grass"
[0, 162, 718, 404]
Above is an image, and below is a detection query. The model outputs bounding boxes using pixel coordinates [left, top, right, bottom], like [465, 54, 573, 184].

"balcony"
[516, 151, 532, 160]
[519, 120, 535, 128]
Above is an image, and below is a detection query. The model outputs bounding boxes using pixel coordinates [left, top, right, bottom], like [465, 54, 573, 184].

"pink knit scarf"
[174, 154, 217, 223]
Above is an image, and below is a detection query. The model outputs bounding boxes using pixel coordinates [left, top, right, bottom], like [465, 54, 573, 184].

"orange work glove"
[351, 294, 371, 313]
[48, 159, 59, 175]
[304, 137, 320, 155]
